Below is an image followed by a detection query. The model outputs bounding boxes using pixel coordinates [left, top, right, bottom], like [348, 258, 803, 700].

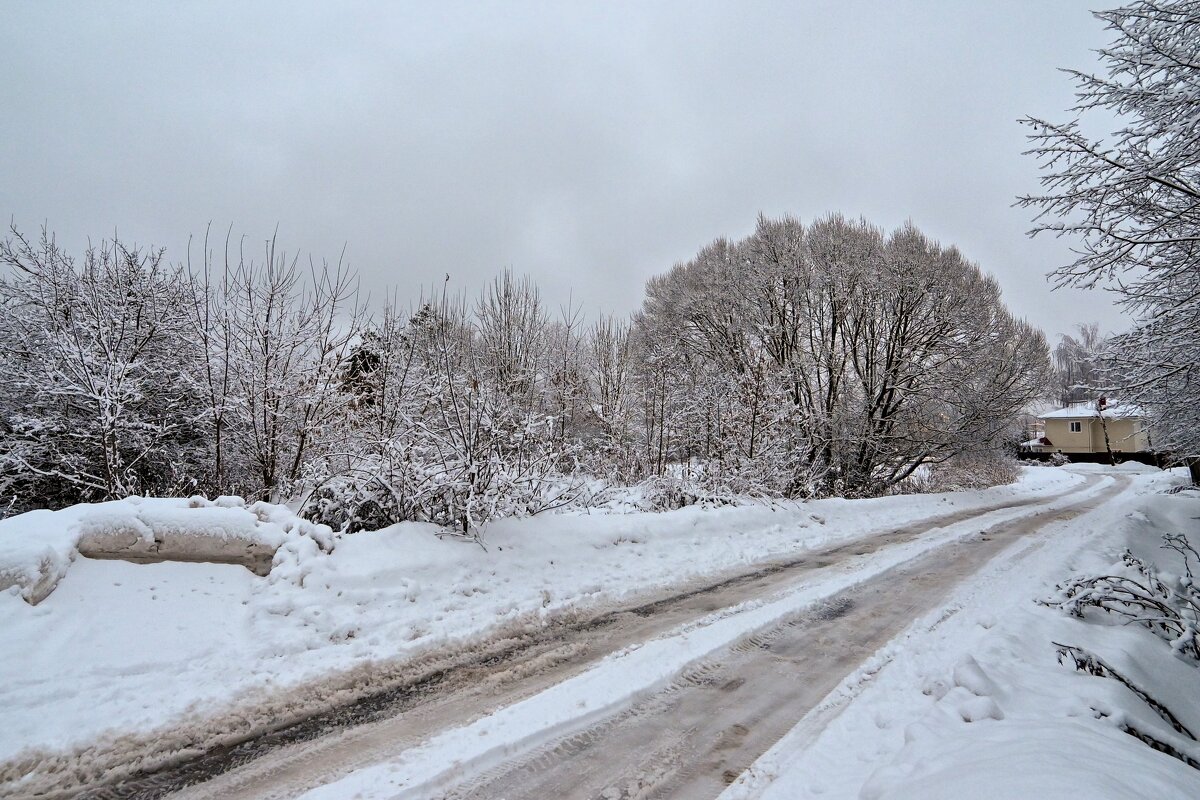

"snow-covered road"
[92, 471, 1119, 800]
[433, 478, 1125, 800]
[7, 465, 1195, 800]
[270, 473, 1123, 800]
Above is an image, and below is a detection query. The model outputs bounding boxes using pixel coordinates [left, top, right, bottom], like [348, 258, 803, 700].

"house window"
[1070, 421, 1082, 433]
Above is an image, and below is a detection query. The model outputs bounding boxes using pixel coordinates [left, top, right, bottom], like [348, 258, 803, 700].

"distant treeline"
[0, 215, 1048, 532]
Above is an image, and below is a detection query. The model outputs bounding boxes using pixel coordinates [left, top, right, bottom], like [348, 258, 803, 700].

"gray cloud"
[1, 0, 1126, 338]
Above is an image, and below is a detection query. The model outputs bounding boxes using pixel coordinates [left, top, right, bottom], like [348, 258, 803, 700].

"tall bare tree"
[634, 214, 1048, 496]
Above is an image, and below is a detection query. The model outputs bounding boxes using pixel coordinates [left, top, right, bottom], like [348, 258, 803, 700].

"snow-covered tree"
[300, 278, 578, 539]
[1053, 323, 1109, 406]
[1020, 0, 1200, 456]
[474, 271, 549, 403]
[634, 214, 1048, 497]
[0, 227, 206, 507]
[192, 232, 363, 501]
[578, 314, 638, 479]
[184, 227, 243, 493]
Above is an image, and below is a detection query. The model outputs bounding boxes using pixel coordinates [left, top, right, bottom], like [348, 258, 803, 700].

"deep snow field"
[1, 464, 1197, 798]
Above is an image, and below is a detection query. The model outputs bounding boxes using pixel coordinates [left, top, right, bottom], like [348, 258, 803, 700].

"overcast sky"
[1, 1, 1128, 341]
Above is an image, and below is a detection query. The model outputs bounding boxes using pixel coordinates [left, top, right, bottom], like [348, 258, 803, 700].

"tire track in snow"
[421, 477, 1128, 800]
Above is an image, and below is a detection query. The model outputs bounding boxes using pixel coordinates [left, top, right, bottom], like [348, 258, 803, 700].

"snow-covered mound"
[0, 496, 334, 603]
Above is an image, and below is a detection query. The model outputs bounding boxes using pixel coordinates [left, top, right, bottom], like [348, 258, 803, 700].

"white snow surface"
[1038, 402, 1142, 419]
[0, 495, 332, 602]
[0, 468, 1082, 776]
[723, 465, 1200, 800]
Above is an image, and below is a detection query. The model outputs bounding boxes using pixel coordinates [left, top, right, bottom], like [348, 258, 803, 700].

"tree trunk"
[1187, 456, 1200, 487]
[1097, 410, 1116, 466]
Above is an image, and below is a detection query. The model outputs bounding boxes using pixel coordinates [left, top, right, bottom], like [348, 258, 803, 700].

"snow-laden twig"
[1054, 642, 1196, 740]
[1042, 539, 1200, 661]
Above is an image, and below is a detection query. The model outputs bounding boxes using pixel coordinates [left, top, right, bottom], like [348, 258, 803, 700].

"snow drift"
[0, 496, 333, 603]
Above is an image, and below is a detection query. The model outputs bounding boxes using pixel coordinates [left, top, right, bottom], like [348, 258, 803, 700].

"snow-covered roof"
[1020, 436, 1052, 447]
[1038, 403, 1142, 420]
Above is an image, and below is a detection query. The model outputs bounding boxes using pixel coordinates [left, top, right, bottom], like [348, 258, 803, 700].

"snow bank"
[0, 497, 333, 603]
[0, 509, 77, 604]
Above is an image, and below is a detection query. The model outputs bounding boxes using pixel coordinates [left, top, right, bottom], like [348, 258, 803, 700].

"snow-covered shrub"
[629, 473, 747, 512]
[895, 465, 938, 495]
[634, 476, 699, 511]
[1046, 534, 1200, 771]
[1052, 641, 1200, 769]
[932, 452, 1021, 491]
[297, 281, 587, 541]
[358, 400, 580, 537]
[1043, 537, 1200, 661]
[299, 470, 401, 534]
[898, 451, 1020, 494]
[1050, 451, 1071, 467]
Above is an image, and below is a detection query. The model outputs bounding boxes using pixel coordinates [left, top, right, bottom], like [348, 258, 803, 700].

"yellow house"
[1029, 401, 1149, 455]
